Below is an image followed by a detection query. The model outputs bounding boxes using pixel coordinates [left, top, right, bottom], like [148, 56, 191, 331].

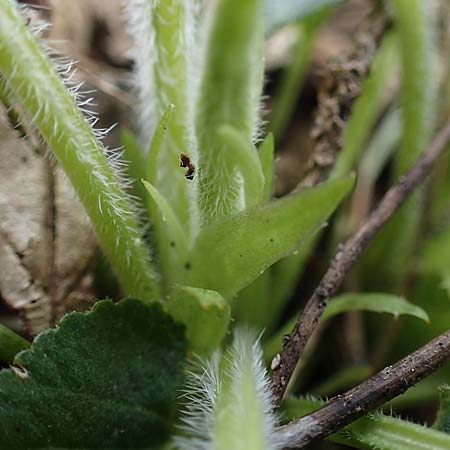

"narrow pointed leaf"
[184, 176, 355, 299]
[167, 284, 230, 355]
[217, 124, 265, 207]
[143, 180, 188, 282]
[146, 104, 175, 185]
[322, 293, 430, 322]
[264, 292, 428, 361]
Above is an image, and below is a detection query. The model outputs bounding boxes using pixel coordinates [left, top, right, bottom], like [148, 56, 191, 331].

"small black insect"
[180, 152, 195, 181]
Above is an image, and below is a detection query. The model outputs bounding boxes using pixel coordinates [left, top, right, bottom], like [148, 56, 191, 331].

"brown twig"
[271, 118, 450, 403]
[276, 329, 450, 449]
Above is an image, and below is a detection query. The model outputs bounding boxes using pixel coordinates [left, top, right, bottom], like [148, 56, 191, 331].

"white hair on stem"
[0, 0, 159, 295]
[176, 329, 282, 450]
[123, 0, 159, 149]
[20, 3, 150, 229]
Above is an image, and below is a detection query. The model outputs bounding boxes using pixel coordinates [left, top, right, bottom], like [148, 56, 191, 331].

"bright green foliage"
[143, 180, 188, 287]
[284, 396, 450, 450]
[434, 385, 450, 433]
[150, 0, 197, 236]
[185, 176, 355, 299]
[0, 0, 160, 301]
[167, 284, 230, 355]
[0, 299, 186, 450]
[129, 0, 196, 236]
[233, 133, 276, 329]
[0, 324, 30, 363]
[146, 104, 174, 186]
[195, 0, 264, 223]
[216, 125, 265, 207]
[322, 293, 429, 322]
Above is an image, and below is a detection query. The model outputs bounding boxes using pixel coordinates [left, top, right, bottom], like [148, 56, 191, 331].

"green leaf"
[263, 0, 343, 35]
[146, 104, 174, 185]
[0, 324, 30, 364]
[184, 176, 355, 299]
[135, 0, 197, 236]
[143, 180, 188, 283]
[264, 292, 428, 362]
[0, 299, 187, 450]
[217, 124, 265, 207]
[195, 0, 264, 223]
[283, 396, 450, 450]
[322, 293, 429, 322]
[434, 385, 450, 433]
[233, 133, 276, 328]
[167, 284, 230, 355]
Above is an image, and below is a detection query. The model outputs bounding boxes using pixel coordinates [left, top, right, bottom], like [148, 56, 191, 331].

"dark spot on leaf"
[184, 262, 191, 270]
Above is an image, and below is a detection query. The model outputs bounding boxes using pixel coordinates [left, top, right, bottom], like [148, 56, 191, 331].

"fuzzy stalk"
[195, 0, 265, 224]
[126, 0, 198, 239]
[0, 0, 160, 301]
[177, 330, 280, 450]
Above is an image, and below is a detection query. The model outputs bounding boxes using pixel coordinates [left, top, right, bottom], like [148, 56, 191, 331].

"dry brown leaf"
[0, 104, 97, 335]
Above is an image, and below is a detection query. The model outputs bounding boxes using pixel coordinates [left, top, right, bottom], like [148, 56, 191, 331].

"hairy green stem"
[0, 0, 160, 301]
